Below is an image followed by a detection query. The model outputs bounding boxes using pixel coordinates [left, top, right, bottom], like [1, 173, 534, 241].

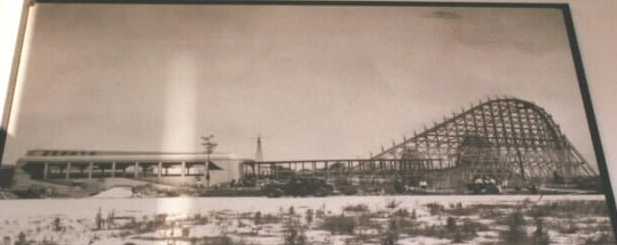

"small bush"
[526, 201, 609, 218]
[254, 211, 262, 224]
[386, 200, 401, 210]
[532, 218, 550, 245]
[254, 213, 281, 225]
[201, 235, 257, 245]
[320, 215, 356, 235]
[53, 217, 63, 232]
[444, 204, 478, 216]
[356, 213, 379, 228]
[460, 218, 490, 234]
[426, 203, 446, 216]
[15, 232, 27, 245]
[585, 232, 617, 245]
[393, 209, 409, 218]
[343, 204, 370, 213]
[500, 210, 528, 244]
[305, 209, 314, 225]
[40, 240, 60, 245]
[194, 213, 209, 225]
[381, 217, 400, 245]
[446, 217, 457, 233]
[283, 220, 307, 245]
[551, 215, 579, 234]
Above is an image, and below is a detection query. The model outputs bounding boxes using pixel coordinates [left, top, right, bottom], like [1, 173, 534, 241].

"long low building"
[18, 149, 252, 186]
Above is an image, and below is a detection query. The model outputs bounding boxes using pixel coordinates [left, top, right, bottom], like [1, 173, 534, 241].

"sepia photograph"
[0, 1, 615, 244]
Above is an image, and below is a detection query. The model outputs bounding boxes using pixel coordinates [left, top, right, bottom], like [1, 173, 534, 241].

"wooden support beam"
[88, 162, 94, 179]
[43, 162, 49, 180]
[65, 162, 72, 180]
[133, 162, 139, 178]
[111, 162, 116, 177]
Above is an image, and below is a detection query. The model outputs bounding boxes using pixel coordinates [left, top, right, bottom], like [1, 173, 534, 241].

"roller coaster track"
[372, 97, 596, 181]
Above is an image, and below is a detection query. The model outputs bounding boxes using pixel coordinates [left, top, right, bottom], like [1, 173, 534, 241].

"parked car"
[466, 176, 501, 194]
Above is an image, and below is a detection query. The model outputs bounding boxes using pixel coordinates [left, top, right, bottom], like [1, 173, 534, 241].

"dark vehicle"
[262, 177, 334, 197]
[466, 176, 501, 194]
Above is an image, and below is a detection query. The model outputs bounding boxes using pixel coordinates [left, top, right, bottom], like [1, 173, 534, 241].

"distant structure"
[241, 97, 597, 190]
[255, 135, 264, 162]
[15, 97, 599, 191]
[17, 150, 249, 186]
[371, 97, 596, 187]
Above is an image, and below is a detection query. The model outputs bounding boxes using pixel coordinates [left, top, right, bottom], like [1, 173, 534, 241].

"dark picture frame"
[1, 1, 615, 244]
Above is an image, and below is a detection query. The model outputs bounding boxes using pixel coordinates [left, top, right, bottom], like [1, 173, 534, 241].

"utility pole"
[255, 135, 264, 162]
[200, 134, 217, 188]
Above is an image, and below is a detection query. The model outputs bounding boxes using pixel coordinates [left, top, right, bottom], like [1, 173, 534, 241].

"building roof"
[19, 149, 252, 163]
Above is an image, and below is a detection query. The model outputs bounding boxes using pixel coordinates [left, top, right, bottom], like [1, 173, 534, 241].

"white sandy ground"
[0, 195, 611, 245]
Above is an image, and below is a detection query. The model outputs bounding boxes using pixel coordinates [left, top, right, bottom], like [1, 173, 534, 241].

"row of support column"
[39, 161, 194, 180]
[247, 159, 427, 179]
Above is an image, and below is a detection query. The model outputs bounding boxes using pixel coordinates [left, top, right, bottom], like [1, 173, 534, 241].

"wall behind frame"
[0, 0, 616, 200]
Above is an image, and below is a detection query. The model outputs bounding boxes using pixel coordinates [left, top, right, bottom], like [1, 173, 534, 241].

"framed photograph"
[1, 1, 615, 244]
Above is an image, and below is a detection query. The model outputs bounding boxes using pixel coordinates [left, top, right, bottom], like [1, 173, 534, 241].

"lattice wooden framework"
[373, 97, 597, 183]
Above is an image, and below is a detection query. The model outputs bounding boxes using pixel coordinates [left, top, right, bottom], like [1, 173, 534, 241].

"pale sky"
[3, 3, 598, 169]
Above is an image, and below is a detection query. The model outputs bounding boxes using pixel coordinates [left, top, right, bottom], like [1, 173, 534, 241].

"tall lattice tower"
[255, 135, 264, 161]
